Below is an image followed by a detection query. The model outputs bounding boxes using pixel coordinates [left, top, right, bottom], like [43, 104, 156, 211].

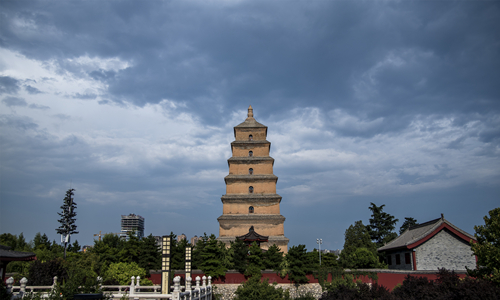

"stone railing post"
[6, 277, 14, 294]
[129, 276, 136, 298]
[195, 276, 200, 289]
[185, 276, 192, 291]
[52, 276, 58, 292]
[136, 276, 140, 292]
[97, 276, 102, 290]
[172, 276, 181, 300]
[20, 277, 28, 295]
[202, 276, 206, 288]
[208, 276, 212, 287]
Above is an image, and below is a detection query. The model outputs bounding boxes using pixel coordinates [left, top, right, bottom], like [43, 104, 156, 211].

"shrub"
[234, 275, 290, 300]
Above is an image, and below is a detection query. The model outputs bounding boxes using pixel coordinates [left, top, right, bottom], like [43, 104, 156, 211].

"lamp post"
[316, 238, 322, 265]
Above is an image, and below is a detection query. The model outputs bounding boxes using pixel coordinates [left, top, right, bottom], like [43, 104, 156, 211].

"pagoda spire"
[247, 105, 254, 120]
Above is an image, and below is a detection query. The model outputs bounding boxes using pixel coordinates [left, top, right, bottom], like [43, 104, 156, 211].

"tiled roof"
[0, 245, 36, 261]
[234, 118, 267, 128]
[236, 226, 269, 241]
[378, 216, 475, 252]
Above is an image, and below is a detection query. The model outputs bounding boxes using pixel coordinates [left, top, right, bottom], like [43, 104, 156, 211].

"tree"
[366, 203, 398, 247]
[198, 234, 227, 278]
[340, 220, 382, 269]
[320, 252, 339, 269]
[34, 232, 52, 250]
[468, 207, 500, 286]
[230, 238, 248, 273]
[138, 234, 161, 273]
[399, 217, 418, 234]
[264, 244, 284, 271]
[56, 188, 78, 259]
[286, 244, 310, 283]
[245, 242, 264, 277]
[104, 262, 153, 286]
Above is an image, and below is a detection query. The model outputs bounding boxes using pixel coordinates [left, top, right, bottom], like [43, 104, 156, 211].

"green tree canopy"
[399, 217, 418, 234]
[340, 220, 381, 268]
[264, 244, 284, 271]
[286, 244, 310, 283]
[245, 242, 265, 277]
[198, 234, 228, 278]
[366, 202, 398, 247]
[230, 238, 248, 273]
[34, 232, 52, 250]
[104, 262, 152, 286]
[469, 207, 500, 286]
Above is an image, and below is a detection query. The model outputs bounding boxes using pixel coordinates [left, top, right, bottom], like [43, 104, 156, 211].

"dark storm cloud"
[0, 76, 20, 94]
[2, 96, 27, 107]
[2, 1, 498, 130]
[1, 0, 499, 251]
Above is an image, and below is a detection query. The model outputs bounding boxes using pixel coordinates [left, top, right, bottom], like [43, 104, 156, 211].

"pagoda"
[217, 106, 289, 252]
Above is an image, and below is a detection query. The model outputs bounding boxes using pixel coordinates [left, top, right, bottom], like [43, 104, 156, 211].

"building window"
[405, 253, 411, 264]
[249, 186, 254, 193]
[387, 255, 392, 265]
[395, 254, 401, 265]
[249, 135, 253, 141]
[249, 151, 253, 157]
[249, 206, 254, 213]
[249, 168, 253, 175]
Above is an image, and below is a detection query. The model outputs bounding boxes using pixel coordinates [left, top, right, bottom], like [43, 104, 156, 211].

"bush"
[234, 275, 290, 300]
[28, 258, 68, 286]
[104, 262, 152, 286]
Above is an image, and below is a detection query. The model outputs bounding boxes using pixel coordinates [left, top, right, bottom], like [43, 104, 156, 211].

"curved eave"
[228, 157, 275, 166]
[221, 194, 282, 203]
[224, 174, 278, 184]
[406, 222, 476, 249]
[378, 219, 477, 252]
[217, 214, 286, 222]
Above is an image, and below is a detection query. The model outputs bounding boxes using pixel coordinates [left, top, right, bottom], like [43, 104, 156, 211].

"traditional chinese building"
[217, 106, 289, 253]
[378, 214, 476, 271]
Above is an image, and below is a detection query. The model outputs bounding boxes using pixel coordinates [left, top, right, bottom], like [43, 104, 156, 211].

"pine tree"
[263, 244, 283, 271]
[366, 202, 398, 247]
[286, 244, 310, 283]
[339, 220, 381, 269]
[399, 217, 418, 234]
[199, 234, 227, 278]
[56, 188, 78, 259]
[245, 242, 264, 277]
[230, 238, 248, 273]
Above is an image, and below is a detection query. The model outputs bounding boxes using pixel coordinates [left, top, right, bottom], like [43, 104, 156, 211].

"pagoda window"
[249, 186, 254, 193]
[249, 151, 253, 157]
[249, 135, 253, 141]
[249, 206, 254, 213]
[249, 168, 253, 175]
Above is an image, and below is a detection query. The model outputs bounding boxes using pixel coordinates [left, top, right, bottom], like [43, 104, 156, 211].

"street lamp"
[316, 238, 323, 265]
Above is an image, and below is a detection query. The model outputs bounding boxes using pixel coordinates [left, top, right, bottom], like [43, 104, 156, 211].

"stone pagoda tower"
[217, 106, 289, 253]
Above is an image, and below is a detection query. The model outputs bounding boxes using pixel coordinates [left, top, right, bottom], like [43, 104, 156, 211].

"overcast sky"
[1, 0, 499, 252]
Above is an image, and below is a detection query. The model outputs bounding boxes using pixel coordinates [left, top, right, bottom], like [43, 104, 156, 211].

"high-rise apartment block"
[120, 214, 145, 240]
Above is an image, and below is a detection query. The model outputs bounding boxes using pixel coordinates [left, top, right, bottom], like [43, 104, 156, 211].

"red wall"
[148, 270, 468, 291]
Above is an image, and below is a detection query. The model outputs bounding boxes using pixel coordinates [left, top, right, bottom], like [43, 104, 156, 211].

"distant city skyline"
[1, 0, 499, 252]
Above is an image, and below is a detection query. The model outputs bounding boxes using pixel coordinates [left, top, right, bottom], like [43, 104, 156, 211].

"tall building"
[120, 214, 145, 240]
[217, 106, 289, 252]
[190, 235, 199, 246]
[177, 233, 186, 242]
